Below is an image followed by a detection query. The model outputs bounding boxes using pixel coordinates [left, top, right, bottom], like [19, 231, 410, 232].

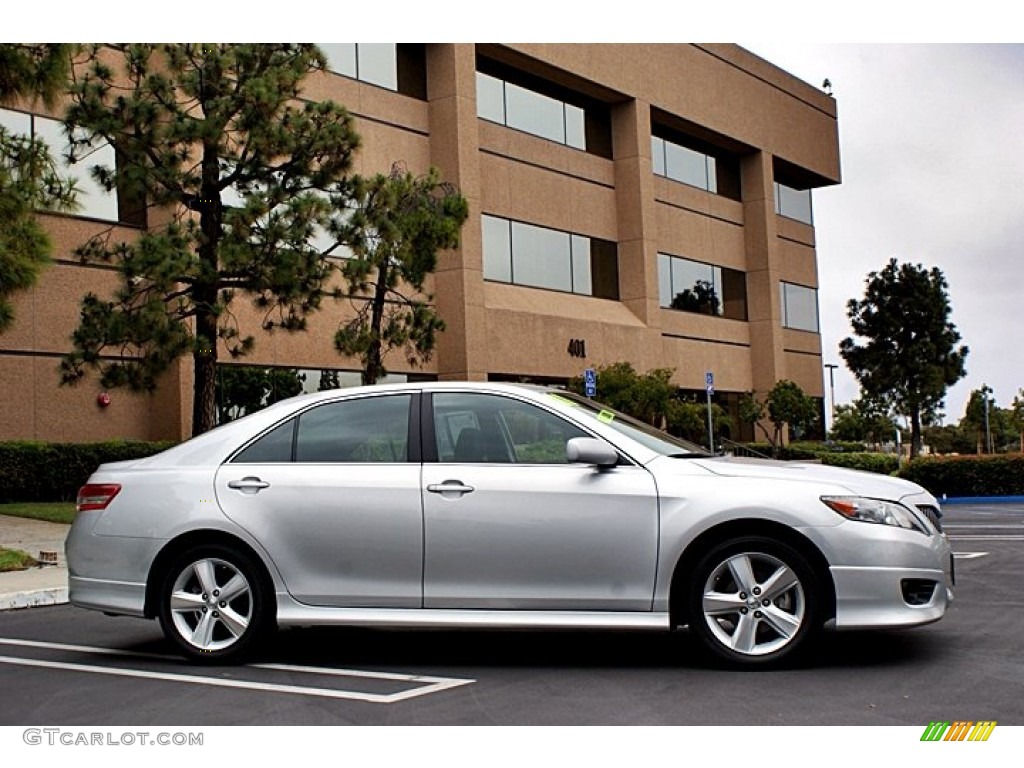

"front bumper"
[831, 564, 953, 629]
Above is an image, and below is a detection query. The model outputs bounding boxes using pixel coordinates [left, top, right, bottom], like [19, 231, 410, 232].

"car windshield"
[545, 390, 711, 457]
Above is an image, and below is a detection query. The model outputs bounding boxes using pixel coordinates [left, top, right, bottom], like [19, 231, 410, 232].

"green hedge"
[898, 454, 1024, 498]
[744, 441, 869, 460]
[820, 452, 900, 475]
[0, 440, 176, 503]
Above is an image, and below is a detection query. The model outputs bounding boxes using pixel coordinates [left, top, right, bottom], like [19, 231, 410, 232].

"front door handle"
[227, 476, 270, 494]
[427, 481, 475, 496]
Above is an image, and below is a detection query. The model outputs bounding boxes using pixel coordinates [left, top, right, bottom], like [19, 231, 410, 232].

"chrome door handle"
[227, 476, 270, 494]
[427, 482, 474, 495]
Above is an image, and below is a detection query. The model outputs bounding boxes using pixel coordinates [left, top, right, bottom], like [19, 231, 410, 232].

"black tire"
[157, 544, 272, 664]
[686, 536, 820, 667]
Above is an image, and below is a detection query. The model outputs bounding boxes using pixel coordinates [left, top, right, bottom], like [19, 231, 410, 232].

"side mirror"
[566, 437, 618, 469]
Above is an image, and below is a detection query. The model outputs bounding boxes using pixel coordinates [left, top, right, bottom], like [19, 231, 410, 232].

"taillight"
[76, 483, 122, 512]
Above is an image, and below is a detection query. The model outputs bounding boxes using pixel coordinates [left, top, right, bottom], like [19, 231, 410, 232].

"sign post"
[584, 367, 597, 398]
[705, 371, 715, 453]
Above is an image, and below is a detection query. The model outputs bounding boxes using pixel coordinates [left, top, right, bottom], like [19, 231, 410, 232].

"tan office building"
[0, 44, 840, 443]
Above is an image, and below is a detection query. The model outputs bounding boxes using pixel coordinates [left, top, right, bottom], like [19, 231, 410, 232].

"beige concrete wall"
[0, 43, 839, 442]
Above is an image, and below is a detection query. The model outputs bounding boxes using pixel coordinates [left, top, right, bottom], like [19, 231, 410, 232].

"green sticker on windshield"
[548, 394, 578, 407]
[597, 410, 615, 423]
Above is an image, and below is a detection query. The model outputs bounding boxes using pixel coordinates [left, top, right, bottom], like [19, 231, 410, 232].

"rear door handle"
[227, 476, 270, 494]
[427, 481, 474, 496]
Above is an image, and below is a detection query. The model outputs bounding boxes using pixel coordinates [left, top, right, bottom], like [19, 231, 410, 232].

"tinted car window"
[295, 395, 411, 463]
[233, 418, 296, 463]
[434, 393, 588, 464]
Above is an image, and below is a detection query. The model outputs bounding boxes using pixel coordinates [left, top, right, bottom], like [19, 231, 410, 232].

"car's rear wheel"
[687, 536, 820, 666]
[158, 544, 270, 663]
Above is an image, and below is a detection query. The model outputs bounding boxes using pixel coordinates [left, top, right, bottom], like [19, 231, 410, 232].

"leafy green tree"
[840, 258, 968, 458]
[740, 380, 818, 456]
[57, 44, 361, 435]
[0, 44, 77, 333]
[666, 398, 730, 446]
[333, 163, 468, 385]
[1012, 390, 1024, 453]
[961, 388, 1018, 454]
[829, 395, 897, 446]
[568, 362, 675, 426]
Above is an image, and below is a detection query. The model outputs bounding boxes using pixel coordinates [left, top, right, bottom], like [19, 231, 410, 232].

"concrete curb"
[0, 585, 69, 611]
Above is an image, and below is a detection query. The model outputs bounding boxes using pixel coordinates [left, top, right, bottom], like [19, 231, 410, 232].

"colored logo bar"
[920, 721, 997, 741]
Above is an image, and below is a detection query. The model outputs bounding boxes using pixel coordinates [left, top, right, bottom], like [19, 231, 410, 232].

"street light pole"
[824, 363, 838, 435]
[982, 383, 993, 454]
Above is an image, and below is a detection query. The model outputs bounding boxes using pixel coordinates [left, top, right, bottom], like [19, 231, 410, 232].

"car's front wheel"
[158, 544, 271, 663]
[687, 536, 820, 666]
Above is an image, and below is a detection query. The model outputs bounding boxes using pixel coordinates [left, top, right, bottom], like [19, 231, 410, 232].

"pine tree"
[333, 163, 468, 385]
[58, 44, 361, 435]
[0, 44, 77, 333]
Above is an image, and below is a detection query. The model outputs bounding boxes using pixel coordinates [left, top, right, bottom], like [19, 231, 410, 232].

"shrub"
[820, 452, 900, 475]
[898, 454, 1024, 498]
[742, 441, 868, 461]
[0, 440, 175, 503]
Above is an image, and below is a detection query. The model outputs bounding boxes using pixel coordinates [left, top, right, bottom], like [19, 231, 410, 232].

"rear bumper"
[68, 576, 147, 618]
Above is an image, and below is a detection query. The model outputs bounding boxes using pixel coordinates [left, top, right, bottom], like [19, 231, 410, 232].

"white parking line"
[947, 535, 1024, 541]
[953, 552, 989, 560]
[0, 638, 474, 704]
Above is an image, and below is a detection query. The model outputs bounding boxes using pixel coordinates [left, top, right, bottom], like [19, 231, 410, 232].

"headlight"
[821, 496, 929, 534]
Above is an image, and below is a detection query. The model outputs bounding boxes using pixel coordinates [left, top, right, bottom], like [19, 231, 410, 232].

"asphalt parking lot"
[1, 503, 1022, 726]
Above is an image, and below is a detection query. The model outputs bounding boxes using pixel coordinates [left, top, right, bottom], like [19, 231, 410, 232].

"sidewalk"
[0, 515, 71, 611]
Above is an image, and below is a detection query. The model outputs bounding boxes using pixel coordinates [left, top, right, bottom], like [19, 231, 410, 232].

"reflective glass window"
[511, 220, 572, 292]
[0, 107, 31, 136]
[475, 72, 588, 151]
[433, 392, 588, 464]
[233, 419, 296, 463]
[651, 136, 666, 177]
[775, 182, 813, 224]
[34, 115, 118, 222]
[483, 215, 617, 299]
[320, 44, 357, 77]
[319, 44, 397, 90]
[665, 141, 708, 189]
[780, 282, 819, 332]
[476, 72, 506, 125]
[295, 394, 411, 463]
[482, 214, 512, 282]
[570, 234, 592, 296]
[564, 104, 586, 150]
[357, 44, 397, 90]
[659, 253, 747, 320]
[504, 83, 566, 145]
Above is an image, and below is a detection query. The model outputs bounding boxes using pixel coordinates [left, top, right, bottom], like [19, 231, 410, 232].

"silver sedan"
[66, 382, 953, 666]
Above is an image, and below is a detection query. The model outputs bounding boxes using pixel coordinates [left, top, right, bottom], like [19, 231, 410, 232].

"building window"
[774, 181, 813, 224]
[1, 107, 121, 223]
[658, 253, 747, 321]
[651, 136, 718, 194]
[476, 72, 587, 151]
[779, 282, 819, 332]
[320, 43, 398, 90]
[482, 214, 619, 300]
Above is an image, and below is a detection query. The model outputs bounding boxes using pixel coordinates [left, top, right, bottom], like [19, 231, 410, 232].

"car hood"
[685, 455, 931, 502]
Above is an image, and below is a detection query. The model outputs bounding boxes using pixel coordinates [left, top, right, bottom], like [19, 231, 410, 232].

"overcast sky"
[741, 43, 1024, 425]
